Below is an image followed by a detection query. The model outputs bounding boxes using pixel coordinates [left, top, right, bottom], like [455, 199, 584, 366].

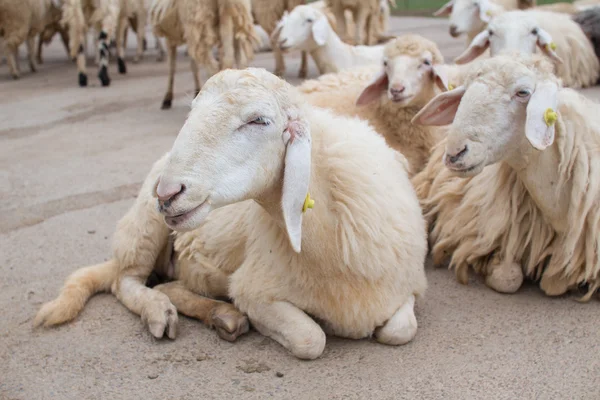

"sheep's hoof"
[211, 303, 250, 342]
[298, 69, 307, 79]
[30, 63, 37, 73]
[161, 98, 172, 110]
[156, 53, 165, 63]
[141, 296, 178, 339]
[78, 72, 88, 87]
[193, 88, 200, 97]
[539, 273, 569, 296]
[11, 73, 20, 80]
[485, 262, 523, 294]
[117, 57, 127, 74]
[143, 38, 148, 51]
[274, 68, 285, 78]
[98, 66, 110, 86]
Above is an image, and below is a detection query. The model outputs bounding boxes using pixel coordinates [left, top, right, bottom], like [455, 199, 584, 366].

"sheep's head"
[274, 5, 330, 52]
[356, 35, 448, 108]
[413, 54, 560, 176]
[434, 0, 503, 38]
[154, 68, 312, 252]
[455, 11, 562, 64]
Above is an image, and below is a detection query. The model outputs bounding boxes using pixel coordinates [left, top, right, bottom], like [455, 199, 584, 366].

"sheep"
[574, 6, 600, 59]
[0, 0, 55, 79]
[325, 0, 382, 46]
[455, 10, 600, 89]
[150, 0, 258, 109]
[411, 53, 600, 300]
[298, 34, 470, 175]
[37, 0, 70, 65]
[275, 5, 384, 76]
[434, 0, 534, 46]
[251, 0, 307, 78]
[34, 67, 428, 359]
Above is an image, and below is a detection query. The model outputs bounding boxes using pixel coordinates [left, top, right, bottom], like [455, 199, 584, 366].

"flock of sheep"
[9, 0, 600, 360]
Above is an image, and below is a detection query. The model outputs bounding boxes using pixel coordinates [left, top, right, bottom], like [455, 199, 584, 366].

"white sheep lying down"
[455, 9, 600, 89]
[35, 68, 428, 359]
[412, 53, 600, 300]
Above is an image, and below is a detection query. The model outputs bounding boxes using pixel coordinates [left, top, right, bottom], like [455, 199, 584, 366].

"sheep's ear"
[434, 0, 454, 16]
[282, 117, 312, 253]
[356, 70, 388, 106]
[525, 81, 558, 150]
[454, 30, 490, 64]
[312, 16, 329, 46]
[432, 65, 450, 92]
[412, 86, 466, 126]
[536, 28, 563, 65]
[478, 0, 494, 22]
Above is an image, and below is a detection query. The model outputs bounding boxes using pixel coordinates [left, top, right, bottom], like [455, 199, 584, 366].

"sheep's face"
[435, 0, 494, 38]
[154, 69, 299, 232]
[356, 52, 448, 108]
[413, 56, 559, 177]
[455, 12, 563, 64]
[275, 6, 329, 52]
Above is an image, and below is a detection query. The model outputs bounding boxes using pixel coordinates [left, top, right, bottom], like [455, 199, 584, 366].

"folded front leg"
[245, 301, 326, 360]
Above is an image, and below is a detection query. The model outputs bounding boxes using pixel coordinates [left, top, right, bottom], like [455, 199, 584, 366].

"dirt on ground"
[1, 17, 599, 400]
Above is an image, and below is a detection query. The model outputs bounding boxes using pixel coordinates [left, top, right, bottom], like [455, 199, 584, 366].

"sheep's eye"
[306, 18, 314, 23]
[423, 59, 431, 66]
[383, 60, 388, 67]
[516, 89, 531, 98]
[531, 28, 538, 35]
[488, 29, 493, 36]
[249, 116, 270, 125]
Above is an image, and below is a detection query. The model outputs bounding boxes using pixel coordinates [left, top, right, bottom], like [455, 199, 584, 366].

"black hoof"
[194, 89, 200, 97]
[79, 72, 88, 87]
[98, 66, 110, 86]
[161, 99, 172, 110]
[143, 38, 148, 51]
[118, 57, 127, 74]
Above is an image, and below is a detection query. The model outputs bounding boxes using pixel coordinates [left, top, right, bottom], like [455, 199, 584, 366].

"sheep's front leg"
[76, 32, 88, 86]
[3, 37, 21, 79]
[154, 281, 249, 342]
[298, 51, 308, 79]
[161, 41, 177, 109]
[332, 6, 348, 43]
[354, 8, 370, 45]
[272, 40, 285, 77]
[154, 34, 165, 62]
[26, 35, 37, 73]
[133, 13, 146, 63]
[190, 58, 201, 97]
[97, 30, 111, 86]
[484, 256, 524, 294]
[245, 301, 326, 360]
[374, 295, 418, 345]
[116, 17, 128, 74]
[219, 9, 235, 70]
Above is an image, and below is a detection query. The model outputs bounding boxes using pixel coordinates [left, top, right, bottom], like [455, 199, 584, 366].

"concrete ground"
[1, 16, 599, 400]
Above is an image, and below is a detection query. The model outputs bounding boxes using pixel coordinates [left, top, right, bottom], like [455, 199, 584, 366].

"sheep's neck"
[508, 126, 571, 232]
[311, 32, 352, 75]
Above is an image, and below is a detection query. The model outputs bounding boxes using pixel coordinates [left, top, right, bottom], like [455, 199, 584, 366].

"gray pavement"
[1, 17, 599, 400]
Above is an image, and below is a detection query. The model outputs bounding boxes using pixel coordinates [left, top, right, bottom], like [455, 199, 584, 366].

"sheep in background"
[275, 5, 384, 75]
[325, 0, 382, 45]
[299, 34, 471, 175]
[35, 67, 428, 359]
[0, 0, 56, 79]
[574, 6, 600, 59]
[150, 0, 258, 109]
[252, 0, 307, 78]
[412, 53, 600, 299]
[434, 0, 534, 47]
[455, 10, 600, 89]
[37, 0, 70, 65]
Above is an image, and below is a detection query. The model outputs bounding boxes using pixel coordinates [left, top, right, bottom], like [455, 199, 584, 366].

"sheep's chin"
[164, 201, 212, 232]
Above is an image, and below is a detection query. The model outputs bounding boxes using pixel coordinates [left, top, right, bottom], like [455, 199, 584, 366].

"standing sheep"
[37, 0, 70, 65]
[0, 0, 55, 79]
[455, 10, 600, 89]
[150, 0, 258, 109]
[434, 0, 534, 46]
[412, 53, 600, 299]
[275, 5, 384, 75]
[35, 68, 428, 359]
[299, 34, 465, 175]
[252, 0, 307, 78]
[325, 0, 381, 46]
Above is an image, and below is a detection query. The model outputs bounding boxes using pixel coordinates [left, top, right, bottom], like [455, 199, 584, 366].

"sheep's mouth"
[164, 199, 209, 228]
[391, 94, 413, 104]
[447, 161, 484, 176]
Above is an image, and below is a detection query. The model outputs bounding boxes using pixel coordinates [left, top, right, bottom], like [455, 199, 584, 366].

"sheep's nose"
[449, 25, 459, 37]
[446, 145, 468, 164]
[390, 85, 406, 96]
[155, 179, 184, 202]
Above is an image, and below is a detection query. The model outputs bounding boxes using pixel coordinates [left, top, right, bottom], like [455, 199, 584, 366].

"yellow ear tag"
[547, 42, 557, 51]
[448, 83, 455, 91]
[544, 108, 557, 127]
[486, 10, 492, 16]
[302, 193, 315, 213]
